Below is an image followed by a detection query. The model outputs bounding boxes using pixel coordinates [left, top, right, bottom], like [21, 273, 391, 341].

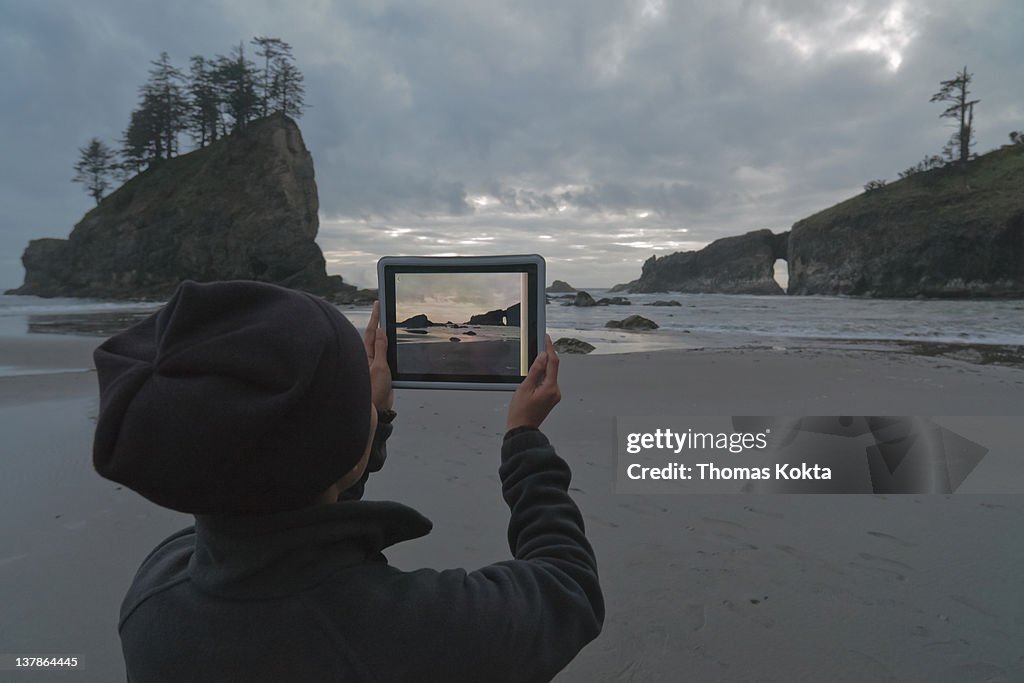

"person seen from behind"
[91, 279, 603, 682]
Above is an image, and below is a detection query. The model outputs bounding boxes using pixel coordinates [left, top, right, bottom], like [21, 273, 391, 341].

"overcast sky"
[395, 272, 523, 323]
[2, 1, 1021, 291]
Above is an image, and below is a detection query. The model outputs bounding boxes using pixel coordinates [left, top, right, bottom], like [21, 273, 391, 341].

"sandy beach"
[1, 329, 1023, 682]
[398, 337, 522, 376]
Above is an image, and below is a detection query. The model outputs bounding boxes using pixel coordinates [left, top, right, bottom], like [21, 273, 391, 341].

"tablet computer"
[377, 255, 546, 390]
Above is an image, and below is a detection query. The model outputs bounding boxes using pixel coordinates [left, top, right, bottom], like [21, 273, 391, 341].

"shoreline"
[0, 323, 1022, 378]
[2, 340, 1021, 407]
[2, 294, 1022, 370]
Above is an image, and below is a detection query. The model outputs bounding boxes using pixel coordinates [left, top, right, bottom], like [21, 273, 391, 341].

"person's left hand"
[363, 301, 394, 413]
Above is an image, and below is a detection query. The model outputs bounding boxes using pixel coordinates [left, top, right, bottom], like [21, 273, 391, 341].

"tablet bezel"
[377, 255, 546, 391]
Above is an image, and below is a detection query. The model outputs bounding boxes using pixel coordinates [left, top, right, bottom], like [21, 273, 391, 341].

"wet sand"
[1, 336, 1023, 681]
[397, 338, 521, 376]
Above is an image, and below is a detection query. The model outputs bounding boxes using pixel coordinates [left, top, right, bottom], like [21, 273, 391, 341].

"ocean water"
[0, 296, 163, 338]
[538, 289, 1024, 351]
[1, 291, 1022, 356]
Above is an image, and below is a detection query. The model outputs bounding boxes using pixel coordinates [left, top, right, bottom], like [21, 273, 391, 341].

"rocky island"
[545, 280, 577, 293]
[787, 144, 1024, 297]
[467, 303, 521, 326]
[613, 229, 787, 295]
[613, 144, 1023, 298]
[6, 114, 371, 302]
[399, 303, 521, 327]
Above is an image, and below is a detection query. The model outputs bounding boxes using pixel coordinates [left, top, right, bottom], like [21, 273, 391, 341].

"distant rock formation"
[468, 309, 504, 325]
[605, 147, 1023, 299]
[787, 145, 1024, 297]
[606, 315, 659, 330]
[505, 302, 521, 326]
[554, 338, 595, 354]
[612, 229, 786, 295]
[466, 302, 520, 326]
[645, 300, 681, 306]
[546, 280, 577, 293]
[398, 314, 438, 328]
[6, 114, 360, 300]
[596, 296, 631, 305]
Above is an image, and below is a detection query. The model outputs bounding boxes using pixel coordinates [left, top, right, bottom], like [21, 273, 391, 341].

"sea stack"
[6, 114, 358, 300]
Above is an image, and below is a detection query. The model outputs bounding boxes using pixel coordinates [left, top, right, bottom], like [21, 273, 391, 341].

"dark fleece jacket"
[118, 427, 603, 682]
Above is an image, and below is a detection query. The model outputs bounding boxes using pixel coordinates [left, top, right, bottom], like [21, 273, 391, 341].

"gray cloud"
[2, 0, 1022, 290]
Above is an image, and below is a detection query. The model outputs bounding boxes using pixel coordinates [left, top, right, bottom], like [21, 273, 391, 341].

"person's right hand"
[363, 301, 394, 413]
[506, 334, 561, 432]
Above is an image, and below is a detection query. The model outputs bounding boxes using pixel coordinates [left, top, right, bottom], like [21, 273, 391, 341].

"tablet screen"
[380, 259, 541, 386]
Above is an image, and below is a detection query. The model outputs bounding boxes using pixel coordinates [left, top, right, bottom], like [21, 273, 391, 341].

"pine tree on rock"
[73, 138, 117, 204]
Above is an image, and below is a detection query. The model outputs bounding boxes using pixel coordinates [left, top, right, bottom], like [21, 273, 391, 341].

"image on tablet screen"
[394, 272, 529, 378]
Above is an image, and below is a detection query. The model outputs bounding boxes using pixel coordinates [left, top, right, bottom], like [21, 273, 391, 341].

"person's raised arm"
[425, 335, 603, 681]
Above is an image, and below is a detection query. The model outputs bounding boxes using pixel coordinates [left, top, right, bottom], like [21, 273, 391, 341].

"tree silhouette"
[88, 37, 307, 187]
[119, 52, 188, 171]
[930, 66, 980, 165]
[141, 52, 189, 159]
[120, 91, 172, 173]
[251, 36, 292, 117]
[188, 56, 221, 147]
[120, 105, 157, 176]
[271, 56, 306, 118]
[73, 138, 117, 204]
[214, 42, 259, 134]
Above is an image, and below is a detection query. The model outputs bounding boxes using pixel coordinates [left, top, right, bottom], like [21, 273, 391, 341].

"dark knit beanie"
[92, 280, 372, 515]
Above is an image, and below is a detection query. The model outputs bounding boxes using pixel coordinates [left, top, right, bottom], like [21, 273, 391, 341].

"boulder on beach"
[449, 337, 461, 342]
[646, 300, 682, 306]
[606, 315, 659, 330]
[564, 291, 597, 307]
[554, 337, 596, 354]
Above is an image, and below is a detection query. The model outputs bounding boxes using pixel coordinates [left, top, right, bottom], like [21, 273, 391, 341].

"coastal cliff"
[613, 229, 787, 294]
[612, 145, 1023, 298]
[787, 145, 1024, 297]
[6, 114, 360, 300]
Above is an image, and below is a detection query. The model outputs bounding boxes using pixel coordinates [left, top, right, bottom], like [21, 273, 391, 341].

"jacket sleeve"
[396, 428, 604, 682]
[339, 420, 393, 502]
[494, 427, 604, 675]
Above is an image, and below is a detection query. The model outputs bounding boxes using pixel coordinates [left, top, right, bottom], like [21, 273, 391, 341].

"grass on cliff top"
[797, 143, 1024, 230]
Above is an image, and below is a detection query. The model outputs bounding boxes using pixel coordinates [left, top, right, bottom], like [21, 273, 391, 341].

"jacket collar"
[189, 500, 432, 599]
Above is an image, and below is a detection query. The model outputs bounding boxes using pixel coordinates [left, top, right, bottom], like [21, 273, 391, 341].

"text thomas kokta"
[623, 428, 833, 481]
